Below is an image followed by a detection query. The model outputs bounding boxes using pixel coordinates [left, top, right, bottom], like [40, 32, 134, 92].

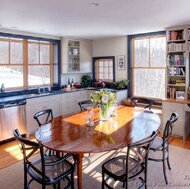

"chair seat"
[149, 136, 168, 151]
[102, 155, 144, 182]
[28, 155, 74, 185]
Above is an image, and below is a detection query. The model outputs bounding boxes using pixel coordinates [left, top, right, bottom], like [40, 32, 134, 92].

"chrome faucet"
[37, 86, 50, 94]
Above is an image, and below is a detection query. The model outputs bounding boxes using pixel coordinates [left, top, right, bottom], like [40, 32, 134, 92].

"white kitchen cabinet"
[62, 90, 88, 116]
[26, 94, 62, 136]
[115, 89, 128, 105]
[162, 101, 188, 139]
[61, 38, 79, 73]
[80, 40, 92, 73]
[61, 37, 92, 73]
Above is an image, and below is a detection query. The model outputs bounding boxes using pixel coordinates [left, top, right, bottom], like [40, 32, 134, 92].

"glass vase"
[100, 104, 110, 121]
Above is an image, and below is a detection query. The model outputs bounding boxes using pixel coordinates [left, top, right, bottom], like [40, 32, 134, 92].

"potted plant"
[112, 79, 129, 89]
[81, 75, 93, 87]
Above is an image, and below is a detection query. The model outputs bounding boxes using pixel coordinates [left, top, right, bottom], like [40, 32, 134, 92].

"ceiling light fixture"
[89, 2, 99, 7]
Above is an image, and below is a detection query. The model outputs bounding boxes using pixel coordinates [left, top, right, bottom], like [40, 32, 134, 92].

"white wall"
[92, 36, 128, 81]
[0, 28, 60, 40]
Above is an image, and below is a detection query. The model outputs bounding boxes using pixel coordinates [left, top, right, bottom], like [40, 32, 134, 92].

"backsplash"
[61, 73, 92, 86]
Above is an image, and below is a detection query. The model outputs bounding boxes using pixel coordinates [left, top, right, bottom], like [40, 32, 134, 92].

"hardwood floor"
[0, 134, 190, 170]
[0, 135, 37, 169]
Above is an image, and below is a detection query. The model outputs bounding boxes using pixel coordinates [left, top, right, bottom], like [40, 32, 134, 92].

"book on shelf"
[167, 66, 185, 76]
[188, 30, 190, 40]
[168, 43, 185, 52]
[169, 30, 184, 40]
[168, 54, 185, 66]
[176, 79, 185, 86]
[180, 67, 185, 75]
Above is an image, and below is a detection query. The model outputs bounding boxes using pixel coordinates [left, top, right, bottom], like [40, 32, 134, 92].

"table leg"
[77, 153, 84, 189]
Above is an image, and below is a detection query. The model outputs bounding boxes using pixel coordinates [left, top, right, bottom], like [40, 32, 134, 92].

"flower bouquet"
[90, 90, 117, 121]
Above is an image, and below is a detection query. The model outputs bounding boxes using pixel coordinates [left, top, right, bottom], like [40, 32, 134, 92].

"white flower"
[102, 94, 109, 103]
[90, 89, 117, 106]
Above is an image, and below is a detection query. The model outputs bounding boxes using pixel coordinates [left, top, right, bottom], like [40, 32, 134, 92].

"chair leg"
[144, 165, 148, 189]
[166, 146, 171, 170]
[163, 150, 168, 185]
[24, 166, 28, 189]
[71, 172, 74, 189]
[102, 172, 105, 189]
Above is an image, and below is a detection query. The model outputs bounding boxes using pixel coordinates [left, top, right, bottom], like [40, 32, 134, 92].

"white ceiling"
[1, 0, 190, 39]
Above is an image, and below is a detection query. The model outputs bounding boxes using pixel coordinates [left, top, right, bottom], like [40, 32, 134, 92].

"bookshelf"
[166, 26, 190, 99]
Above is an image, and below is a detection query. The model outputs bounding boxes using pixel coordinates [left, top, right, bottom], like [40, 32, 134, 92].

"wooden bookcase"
[166, 26, 190, 99]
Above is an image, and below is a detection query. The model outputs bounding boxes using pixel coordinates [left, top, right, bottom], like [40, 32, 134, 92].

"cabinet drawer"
[45, 94, 61, 102]
[76, 90, 87, 98]
[184, 104, 190, 112]
[26, 97, 46, 105]
[172, 120, 184, 136]
[162, 102, 184, 118]
[62, 92, 76, 99]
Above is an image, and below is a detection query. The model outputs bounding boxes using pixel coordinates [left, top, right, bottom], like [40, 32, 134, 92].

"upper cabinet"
[61, 37, 92, 73]
[166, 26, 190, 99]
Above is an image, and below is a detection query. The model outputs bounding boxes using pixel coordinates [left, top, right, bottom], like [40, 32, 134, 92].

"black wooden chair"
[101, 131, 157, 189]
[33, 109, 77, 163]
[13, 129, 75, 189]
[148, 112, 178, 185]
[130, 96, 155, 110]
[78, 100, 97, 112]
[33, 109, 55, 156]
[33, 109, 53, 126]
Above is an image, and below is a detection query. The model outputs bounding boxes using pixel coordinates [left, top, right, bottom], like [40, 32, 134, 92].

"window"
[0, 38, 24, 88]
[132, 35, 166, 99]
[93, 56, 115, 82]
[27, 41, 52, 86]
[0, 34, 59, 90]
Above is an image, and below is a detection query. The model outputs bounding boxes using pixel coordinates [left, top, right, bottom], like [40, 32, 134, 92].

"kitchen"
[1, 1, 190, 188]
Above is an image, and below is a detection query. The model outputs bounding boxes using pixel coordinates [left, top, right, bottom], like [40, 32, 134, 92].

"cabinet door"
[26, 95, 62, 136]
[45, 95, 62, 118]
[162, 102, 184, 137]
[80, 40, 92, 73]
[26, 97, 45, 136]
[74, 90, 88, 113]
[61, 38, 80, 73]
[61, 38, 68, 73]
[62, 93, 75, 116]
[115, 90, 128, 105]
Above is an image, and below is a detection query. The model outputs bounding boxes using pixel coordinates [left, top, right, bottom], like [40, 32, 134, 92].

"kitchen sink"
[23, 91, 56, 98]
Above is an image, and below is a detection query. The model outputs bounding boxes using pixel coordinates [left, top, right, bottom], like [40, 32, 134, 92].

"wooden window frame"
[131, 35, 166, 99]
[0, 37, 54, 90]
[92, 56, 115, 82]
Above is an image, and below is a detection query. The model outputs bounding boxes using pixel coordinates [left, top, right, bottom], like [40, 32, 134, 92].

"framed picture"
[117, 55, 125, 70]
[176, 91, 185, 99]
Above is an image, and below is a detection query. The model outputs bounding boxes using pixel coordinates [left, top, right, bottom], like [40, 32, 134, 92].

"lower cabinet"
[26, 94, 62, 136]
[162, 101, 189, 140]
[62, 90, 88, 116]
[115, 90, 128, 105]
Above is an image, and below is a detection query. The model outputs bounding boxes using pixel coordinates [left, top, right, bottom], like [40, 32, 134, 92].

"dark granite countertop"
[0, 87, 127, 103]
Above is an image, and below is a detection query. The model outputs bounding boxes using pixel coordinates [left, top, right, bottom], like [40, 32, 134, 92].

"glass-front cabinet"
[68, 40, 80, 72]
[61, 37, 92, 73]
[61, 38, 80, 73]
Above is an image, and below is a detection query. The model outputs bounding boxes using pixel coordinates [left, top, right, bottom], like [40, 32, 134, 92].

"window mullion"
[50, 43, 53, 85]
[23, 40, 28, 87]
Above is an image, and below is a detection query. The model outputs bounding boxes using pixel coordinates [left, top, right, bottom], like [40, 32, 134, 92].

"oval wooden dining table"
[35, 105, 161, 189]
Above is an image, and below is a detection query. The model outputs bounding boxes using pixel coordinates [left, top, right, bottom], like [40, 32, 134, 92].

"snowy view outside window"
[133, 36, 166, 99]
[0, 38, 51, 89]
